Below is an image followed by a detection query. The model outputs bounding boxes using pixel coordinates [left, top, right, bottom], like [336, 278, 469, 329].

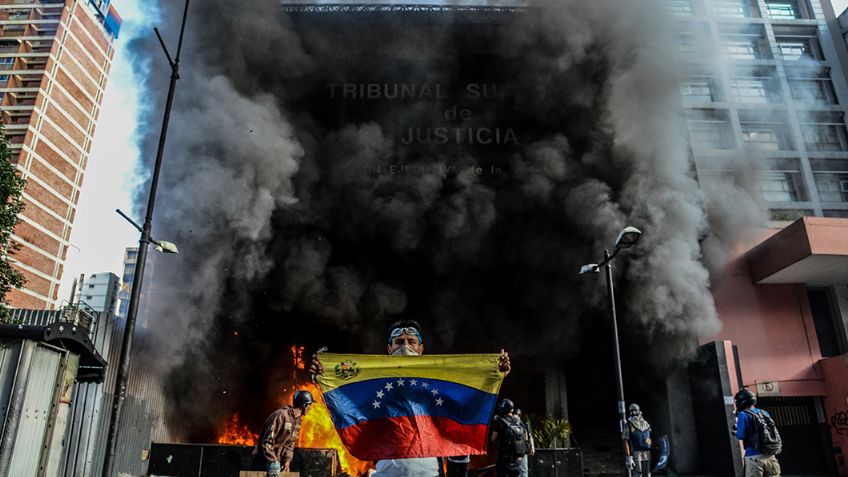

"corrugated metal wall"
[56, 312, 175, 477]
[0, 339, 70, 477]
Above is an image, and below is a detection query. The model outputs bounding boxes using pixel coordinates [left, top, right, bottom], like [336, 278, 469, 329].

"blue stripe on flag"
[323, 377, 496, 430]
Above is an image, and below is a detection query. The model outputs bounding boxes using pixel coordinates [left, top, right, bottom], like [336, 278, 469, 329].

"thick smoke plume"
[131, 0, 742, 438]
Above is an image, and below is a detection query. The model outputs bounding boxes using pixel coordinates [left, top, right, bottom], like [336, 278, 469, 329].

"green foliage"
[0, 124, 25, 322]
[530, 415, 572, 449]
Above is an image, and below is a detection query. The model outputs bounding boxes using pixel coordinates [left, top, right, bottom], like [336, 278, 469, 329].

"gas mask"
[391, 346, 420, 356]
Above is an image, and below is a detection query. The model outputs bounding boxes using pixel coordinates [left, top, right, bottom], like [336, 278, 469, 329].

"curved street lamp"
[101, 2, 190, 475]
[579, 225, 642, 477]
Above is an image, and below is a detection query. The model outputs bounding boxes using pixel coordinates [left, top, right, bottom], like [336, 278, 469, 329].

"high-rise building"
[75, 271, 118, 313]
[117, 246, 135, 317]
[673, 0, 848, 219]
[0, 0, 121, 309]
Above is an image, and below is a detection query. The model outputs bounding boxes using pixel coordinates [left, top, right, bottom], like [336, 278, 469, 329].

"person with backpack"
[734, 388, 782, 477]
[626, 403, 653, 477]
[515, 409, 535, 477]
[491, 398, 529, 477]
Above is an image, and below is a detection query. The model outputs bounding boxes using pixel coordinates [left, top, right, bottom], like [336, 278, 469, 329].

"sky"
[57, 0, 153, 301]
[834, 0, 848, 15]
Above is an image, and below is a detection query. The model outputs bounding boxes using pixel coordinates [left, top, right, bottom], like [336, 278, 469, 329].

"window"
[789, 80, 838, 105]
[730, 77, 781, 103]
[741, 123, 794, 151]
[667, 0, 693, 15]
[0, 41, 19, 54]
[787, 68, 837, 105]
[804, 125, 848, 151]
[674, 33, 701, 57]
[760, 172, 800, 202]
[719, 26, 771, 60]
[687, 109, 735, 149]
[802, 114, 848, 151]
[731, 79, 768, 103]
[724, 39, 762, 60]
[776, 38, 821, 61]
[814, 173, 848, 202]
[681, 77, 719, 102]
[766, 0, 798, 18]
[712, 0, 750, 17]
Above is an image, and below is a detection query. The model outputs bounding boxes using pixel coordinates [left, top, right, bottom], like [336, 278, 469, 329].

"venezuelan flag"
[315, 353, 505, 460]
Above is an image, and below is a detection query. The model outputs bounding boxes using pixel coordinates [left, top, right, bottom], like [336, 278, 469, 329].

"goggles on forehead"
[388, 327, 423, 344]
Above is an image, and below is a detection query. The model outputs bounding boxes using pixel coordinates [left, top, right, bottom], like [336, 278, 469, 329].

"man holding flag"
[309, 320, 511, 477]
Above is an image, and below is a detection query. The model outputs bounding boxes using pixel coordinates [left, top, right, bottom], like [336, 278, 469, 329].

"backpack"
[497, 415, 528, 457]
[744, 409, 782, 456]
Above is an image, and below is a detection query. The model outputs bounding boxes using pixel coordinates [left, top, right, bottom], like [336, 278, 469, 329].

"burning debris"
[217, 413, 258, 447]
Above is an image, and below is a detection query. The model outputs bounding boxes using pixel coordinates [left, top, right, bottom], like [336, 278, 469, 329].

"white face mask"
[391, 345, 419, 356]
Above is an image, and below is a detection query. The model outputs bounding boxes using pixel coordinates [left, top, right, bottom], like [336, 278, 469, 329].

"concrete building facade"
[116, 247, 135, 318]
[75, 271, 118, 313]
[0, 0, 120, 309]
[670, 1, 848, 474]
[673, 0, 848, 220]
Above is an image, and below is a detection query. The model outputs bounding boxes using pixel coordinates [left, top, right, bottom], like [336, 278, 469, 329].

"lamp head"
[154, 240, 179, 254]
[579, 264, 600, 274]
[614, 226, 642, 250]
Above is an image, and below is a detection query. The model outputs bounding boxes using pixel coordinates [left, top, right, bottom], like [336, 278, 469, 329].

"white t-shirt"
[373, 458, 440, 477]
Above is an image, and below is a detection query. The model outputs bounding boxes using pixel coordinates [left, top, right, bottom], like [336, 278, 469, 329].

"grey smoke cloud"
[131, 0, 738, 436]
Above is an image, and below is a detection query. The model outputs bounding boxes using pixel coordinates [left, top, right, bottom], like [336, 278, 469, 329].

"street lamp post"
[101, 2, 190, 476]
[580, 226, 642, 477]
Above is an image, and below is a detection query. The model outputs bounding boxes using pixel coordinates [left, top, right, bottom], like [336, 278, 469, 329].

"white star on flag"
[431, 389, 439, 395]
[435, 397, 444, 406]
[385, 382, 394, 391]
[397, 378, 405, 386]
[422, 382, 429, 388]
[373, 400, 381, 409]
[376, 390, 385, 398]
[410, 379, 417, 386]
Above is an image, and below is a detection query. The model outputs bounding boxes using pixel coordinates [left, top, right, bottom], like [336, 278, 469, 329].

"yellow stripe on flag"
[316, 353, 504, 394]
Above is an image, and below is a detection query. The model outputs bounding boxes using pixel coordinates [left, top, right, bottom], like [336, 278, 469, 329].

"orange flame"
[296, 382, 373, 476]
[291, 345, 306, 370]
[216, 413, 258, 447]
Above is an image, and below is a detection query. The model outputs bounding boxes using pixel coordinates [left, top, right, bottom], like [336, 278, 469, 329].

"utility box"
[0, 339, 77, 477]
[529, 448, 583, 477]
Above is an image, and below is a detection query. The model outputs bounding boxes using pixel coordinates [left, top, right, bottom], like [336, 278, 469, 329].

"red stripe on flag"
[337, 415, 490, 461]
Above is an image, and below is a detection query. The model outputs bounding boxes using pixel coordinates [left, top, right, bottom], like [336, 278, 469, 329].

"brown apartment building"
[0, 0, 120, 309]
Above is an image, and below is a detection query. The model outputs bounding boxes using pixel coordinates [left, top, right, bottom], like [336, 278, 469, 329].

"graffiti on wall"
[832, 410, 848, 435]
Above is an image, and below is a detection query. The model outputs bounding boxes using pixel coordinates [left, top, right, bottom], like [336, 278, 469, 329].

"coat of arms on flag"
[315, 353, 505, 461]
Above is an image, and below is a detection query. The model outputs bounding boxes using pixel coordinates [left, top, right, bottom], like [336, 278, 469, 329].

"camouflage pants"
[744, 454, 781, 477]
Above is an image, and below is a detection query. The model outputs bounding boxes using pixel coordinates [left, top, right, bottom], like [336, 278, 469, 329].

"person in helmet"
[309, 320, 512, 477]
[250, 389, 314, 477]
[734, 388, 782, 477]
[626, 403, 652, 477]
[491, 398, 529, 477]
[514, 409, 534, 477]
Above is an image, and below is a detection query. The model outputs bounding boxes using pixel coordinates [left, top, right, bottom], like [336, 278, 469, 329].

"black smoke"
[131, 0, 729, 439]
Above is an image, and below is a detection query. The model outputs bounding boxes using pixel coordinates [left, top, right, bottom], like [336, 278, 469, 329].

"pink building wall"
[709, 253, 826, 397]
[821, 355, 848, 475]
